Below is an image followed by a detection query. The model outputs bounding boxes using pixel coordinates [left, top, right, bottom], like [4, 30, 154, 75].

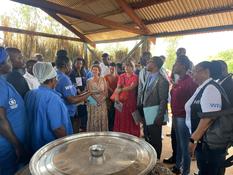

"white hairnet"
[33, 62, 57, 83]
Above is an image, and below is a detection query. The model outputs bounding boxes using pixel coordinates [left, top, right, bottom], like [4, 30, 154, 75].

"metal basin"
[27, 132, 157, 175]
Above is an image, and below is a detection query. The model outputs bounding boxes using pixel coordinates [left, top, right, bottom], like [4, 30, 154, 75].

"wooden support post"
[83, 43, 88, 68]
[45, 10, 96, 47]
[120, 37, 147, 63]
[87, 45, 101, 62]
[142, 36, 156, 53]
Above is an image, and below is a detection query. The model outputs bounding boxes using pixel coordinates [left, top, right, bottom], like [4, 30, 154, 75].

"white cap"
[33, 62, 57, 83]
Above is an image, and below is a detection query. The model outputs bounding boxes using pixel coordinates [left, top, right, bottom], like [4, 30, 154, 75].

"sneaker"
[171, 166, 181, 174]
[163, 156, 176, 164]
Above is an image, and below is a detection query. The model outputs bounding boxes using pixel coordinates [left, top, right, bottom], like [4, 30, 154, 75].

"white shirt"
[23, 71, 40, 90]
[185, 78, 222, 133]
[99, 62, 110, 77]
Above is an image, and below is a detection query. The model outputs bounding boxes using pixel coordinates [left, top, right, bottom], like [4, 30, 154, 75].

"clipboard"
[143, 105, 168, 125]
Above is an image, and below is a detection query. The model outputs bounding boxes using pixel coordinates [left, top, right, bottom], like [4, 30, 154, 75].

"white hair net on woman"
[33, 62, 57, 83]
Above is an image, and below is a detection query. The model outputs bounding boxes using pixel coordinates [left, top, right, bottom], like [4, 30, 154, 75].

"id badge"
[75, 77, 82, 86]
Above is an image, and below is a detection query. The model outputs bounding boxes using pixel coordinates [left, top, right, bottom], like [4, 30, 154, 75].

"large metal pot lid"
[30, 132, 157, 175]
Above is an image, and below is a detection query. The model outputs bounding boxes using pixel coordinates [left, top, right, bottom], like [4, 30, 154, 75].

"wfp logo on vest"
[65, 85, 73, 90]
[193, 100, 200, 104]
[9, 98, 18, 109]
[210, 103, 221, 108]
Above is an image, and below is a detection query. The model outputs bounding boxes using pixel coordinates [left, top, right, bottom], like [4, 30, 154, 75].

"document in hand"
[143, 105, 168, 125]
[132, 110, 143, 125]
[114, 101, 123, 112]
[87, 96, 97, 106]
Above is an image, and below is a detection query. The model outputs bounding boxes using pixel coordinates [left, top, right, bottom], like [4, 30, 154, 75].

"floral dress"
[87, 77, 108, 131]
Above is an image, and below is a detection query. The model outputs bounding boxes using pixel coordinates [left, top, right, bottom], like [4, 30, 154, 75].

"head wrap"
[33, 62, 57, 83]
[0, 47, 8, 65]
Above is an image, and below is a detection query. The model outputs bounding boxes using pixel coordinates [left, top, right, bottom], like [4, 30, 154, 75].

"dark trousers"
[71, 104, 88, 133]
[145, 124, 162, 159]
[196, 144, 226, 175]
[77, 104, 87, 130]
[138, 106, 162, 159]
[108, 102, 115, 131]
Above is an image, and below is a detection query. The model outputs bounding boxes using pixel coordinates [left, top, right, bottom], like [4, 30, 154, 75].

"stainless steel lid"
[30, 132, 157, 175]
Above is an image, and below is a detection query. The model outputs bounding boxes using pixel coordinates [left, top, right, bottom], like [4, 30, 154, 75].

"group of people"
[0, 46, 138, 174]
[0, 45, 233, 175]
[163, 48, 233, 175]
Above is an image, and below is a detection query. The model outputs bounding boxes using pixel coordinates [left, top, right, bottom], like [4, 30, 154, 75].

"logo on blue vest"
[9, 98, 18, 109]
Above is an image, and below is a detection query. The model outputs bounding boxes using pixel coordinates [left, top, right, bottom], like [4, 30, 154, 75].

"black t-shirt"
[6, 69, 29, 98]
[69, 69, 87, 92]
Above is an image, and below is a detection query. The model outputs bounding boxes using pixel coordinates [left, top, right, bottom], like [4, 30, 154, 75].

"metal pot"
[28, 132, 157, 175]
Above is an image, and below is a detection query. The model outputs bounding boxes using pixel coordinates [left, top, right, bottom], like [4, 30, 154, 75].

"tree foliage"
[209, 49, 233, 73]
[164, 37, 181, 70]
[0, 4, 82, 62]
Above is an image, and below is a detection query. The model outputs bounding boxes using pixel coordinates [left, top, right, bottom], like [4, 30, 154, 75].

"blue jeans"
[195, 143, 226, 175]
[174, 117, 191, 175]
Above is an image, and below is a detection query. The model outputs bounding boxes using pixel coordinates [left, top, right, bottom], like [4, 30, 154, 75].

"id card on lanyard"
[75, 77, 83, 87]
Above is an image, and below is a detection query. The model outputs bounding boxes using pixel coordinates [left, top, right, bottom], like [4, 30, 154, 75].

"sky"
[1, 0, 233, 65]
[97, 31, 233, 65]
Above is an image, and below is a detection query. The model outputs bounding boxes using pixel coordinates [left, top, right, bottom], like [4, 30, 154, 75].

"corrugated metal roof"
[24, 0, 233, 42]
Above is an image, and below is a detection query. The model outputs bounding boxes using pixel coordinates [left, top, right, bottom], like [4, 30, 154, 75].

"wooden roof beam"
[72, 0, 97, 8]
[145, 6, 233, 25]
[116, 0, 150, 34]
[70, 0, 173, 25]
[131, 0, 172, 9]
[44, 10, 96, 47]
[11, 0, 144, 35]
[95, 35, 142, 44]
[88, 5, 233, 35]
[151, 24, 233, 37]
[0, 26, 82, 42]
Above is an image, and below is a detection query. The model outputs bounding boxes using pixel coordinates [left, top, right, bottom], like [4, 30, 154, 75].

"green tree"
[164, 37, 181, 70]
[0, 4, 81, 61]
[209, 49, 233, 73]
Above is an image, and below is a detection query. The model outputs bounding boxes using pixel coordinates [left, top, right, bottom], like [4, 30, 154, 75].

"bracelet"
[189, 138, 198, 144]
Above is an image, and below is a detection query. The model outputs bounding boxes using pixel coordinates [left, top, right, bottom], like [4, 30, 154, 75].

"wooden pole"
[44, 10, 96, 47]
[0, 26, 82, 42]
[120, 37, 147, 63]
[83, 43, 88, 68]
[87, 45, 101, 62]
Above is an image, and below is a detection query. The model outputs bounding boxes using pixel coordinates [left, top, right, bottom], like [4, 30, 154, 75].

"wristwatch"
[189, 138, 198, 144]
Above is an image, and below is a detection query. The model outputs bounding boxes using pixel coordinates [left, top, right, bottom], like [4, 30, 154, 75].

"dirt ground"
[161, 124, 233, 175]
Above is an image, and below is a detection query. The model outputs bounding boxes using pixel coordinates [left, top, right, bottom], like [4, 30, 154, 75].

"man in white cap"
[24, 62, 73, 153]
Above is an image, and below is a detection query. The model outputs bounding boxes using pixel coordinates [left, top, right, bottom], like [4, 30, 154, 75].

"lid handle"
[89, 144, 105, 157]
